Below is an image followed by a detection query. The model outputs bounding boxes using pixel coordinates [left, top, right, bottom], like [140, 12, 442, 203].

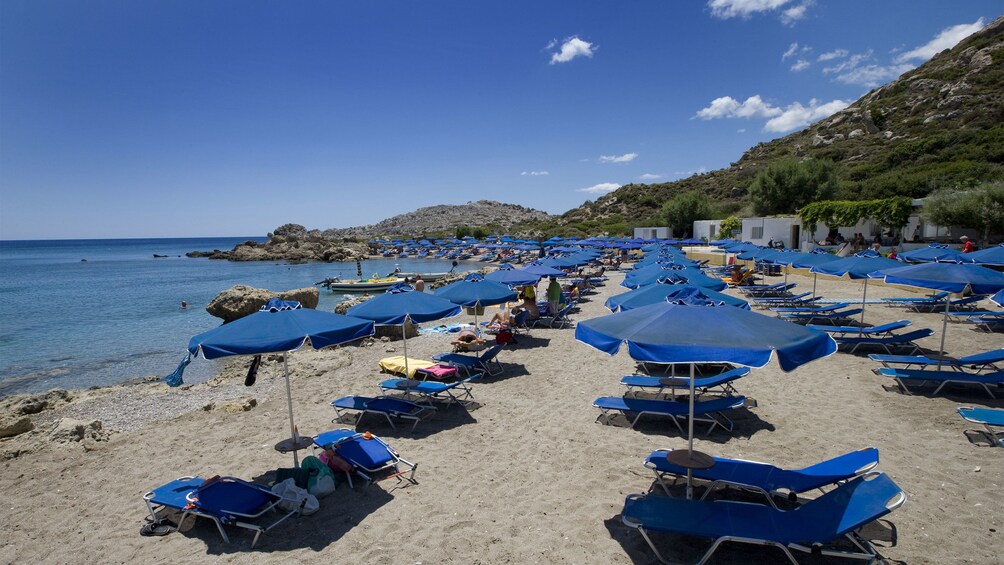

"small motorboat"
[316, 276, 404, 292]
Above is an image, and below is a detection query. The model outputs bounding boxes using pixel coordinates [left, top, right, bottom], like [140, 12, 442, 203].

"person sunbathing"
[485, 310, 511, 331]
[450, 330, 486, 352]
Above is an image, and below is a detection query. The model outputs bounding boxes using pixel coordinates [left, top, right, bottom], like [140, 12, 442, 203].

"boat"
[316, 276, 404, 292]
[388, 271, 454, 282]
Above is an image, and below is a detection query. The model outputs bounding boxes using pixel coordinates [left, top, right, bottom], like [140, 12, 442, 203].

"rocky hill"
[542, 15, 1004, 234]
[323, 200, 554, 238]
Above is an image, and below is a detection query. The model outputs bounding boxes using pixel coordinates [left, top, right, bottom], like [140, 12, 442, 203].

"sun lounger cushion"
[878, 368, 1004, 398]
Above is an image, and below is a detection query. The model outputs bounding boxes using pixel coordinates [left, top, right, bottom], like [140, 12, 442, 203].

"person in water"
[180, 300, 188, 309]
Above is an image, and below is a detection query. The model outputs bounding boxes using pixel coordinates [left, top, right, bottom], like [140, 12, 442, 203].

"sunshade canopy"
[575, 302, 836, 372]
[347, 283, 462, 325]
[189, 308, 375, 359]
[434, 273, 519, 307]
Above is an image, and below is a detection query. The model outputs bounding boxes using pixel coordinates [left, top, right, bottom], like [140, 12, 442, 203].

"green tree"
[923, 181, 1004, 242]
[662, 190, 713, 237]
[719, 216, 742, 238]
[749, 159, 840, 215]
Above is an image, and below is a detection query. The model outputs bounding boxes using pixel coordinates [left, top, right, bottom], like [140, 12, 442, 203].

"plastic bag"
[271, 478, 320, 515]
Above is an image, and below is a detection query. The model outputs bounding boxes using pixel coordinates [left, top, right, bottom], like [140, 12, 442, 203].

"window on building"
[710, 225, 717, 238]
[751, 226, 764, 239]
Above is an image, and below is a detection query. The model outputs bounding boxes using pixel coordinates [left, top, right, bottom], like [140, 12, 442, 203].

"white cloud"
[599, 152, 638, 163]
[708, 0, 794, 19]
[790, 59, 811, 72]
[817, 49, 848, 61]
[822, 50, 874, 74]
[638, 173, 662, 181]
[835, 63, 914, 87]
[895, 18, 985, 63]
[673, 167, 709, 177]
[578, 182, 621, 194]
[764, 98, 850, 133]
[782, 42, 800, 61]
[549, 36, 596, 64]
[695, 95, 782, 120]
[737, 128, 747, 133]
[780, 1, 811, 26]
[521, 171, 549, 176]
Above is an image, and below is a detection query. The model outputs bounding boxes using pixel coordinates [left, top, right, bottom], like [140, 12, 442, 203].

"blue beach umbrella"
[435, 273, 519, 308]
[605, 283, 750, 312]
[897, 243, 971, 264]
[968, 243, 1004, 267]
[869, 262, 1004, 356]
[522, 262, 566, 277]
[186, 305, 376, 466]
[576, 301, 836, 495]
[991, 289, 1004, 308]
[348, 283, 462, 377]
[811, 252, 903, 326]
[485, 264, 541, 287]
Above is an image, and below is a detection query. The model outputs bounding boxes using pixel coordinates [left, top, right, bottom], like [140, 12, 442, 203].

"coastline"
[0, 270, 1001, 563]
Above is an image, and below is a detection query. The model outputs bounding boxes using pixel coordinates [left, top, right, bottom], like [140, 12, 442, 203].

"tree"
[923, 181, 1004, 242]
[749, 159, 840, 216]
[719, 216, 742, 238]
[662, 190, 713, 237]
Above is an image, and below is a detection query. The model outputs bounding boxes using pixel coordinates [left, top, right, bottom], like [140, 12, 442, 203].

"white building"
[634, 227, 671, 239]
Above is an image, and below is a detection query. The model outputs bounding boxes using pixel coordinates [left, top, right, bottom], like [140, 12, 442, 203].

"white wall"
[634, 227, 670, 239]
[692, 220, 722, 242]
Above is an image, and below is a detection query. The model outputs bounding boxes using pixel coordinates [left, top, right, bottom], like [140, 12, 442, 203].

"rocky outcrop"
[324, 200, 554, 239]
[49, 418, 109, 445]
[206, 285, 320, 323]
[0, 416, 33, 438]
[188, 225, 367, 263]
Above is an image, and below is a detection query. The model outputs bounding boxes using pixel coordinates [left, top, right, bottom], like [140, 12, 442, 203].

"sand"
[0, 269, 1001, 564]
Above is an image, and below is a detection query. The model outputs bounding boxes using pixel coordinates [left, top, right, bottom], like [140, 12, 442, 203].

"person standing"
[546, 276, 561, 316]
[961, 235, 974, 253]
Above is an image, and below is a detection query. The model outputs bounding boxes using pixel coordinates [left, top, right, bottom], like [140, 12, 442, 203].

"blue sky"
[1, 1, 1000, 239]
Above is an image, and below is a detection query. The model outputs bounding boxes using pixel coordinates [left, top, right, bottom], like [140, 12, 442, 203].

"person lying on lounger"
[450, 330, 486, 352]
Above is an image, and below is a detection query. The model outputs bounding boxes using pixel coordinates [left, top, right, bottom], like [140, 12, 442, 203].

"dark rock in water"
[206, 284, 320, 322]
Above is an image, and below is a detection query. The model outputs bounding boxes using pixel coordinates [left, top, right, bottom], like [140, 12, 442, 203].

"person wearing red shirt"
[961, 235, 974, 253]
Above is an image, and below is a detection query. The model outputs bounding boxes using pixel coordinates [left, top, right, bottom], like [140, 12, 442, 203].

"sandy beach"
[0, 269, 1001, 564]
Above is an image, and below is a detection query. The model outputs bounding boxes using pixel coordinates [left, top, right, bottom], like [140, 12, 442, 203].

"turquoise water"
[0, 238, 472, 396]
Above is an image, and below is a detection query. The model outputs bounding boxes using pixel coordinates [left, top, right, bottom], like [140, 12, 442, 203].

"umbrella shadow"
[478, 362, 530, 382]
[509, 335, 551, 349]
[154, 478, 395, 554]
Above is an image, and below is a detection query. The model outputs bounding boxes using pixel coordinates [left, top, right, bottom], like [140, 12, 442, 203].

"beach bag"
[300, 456, 337, 497]
[495, 329, 514, 345]
[271, 478, 320, 515]
[320, 448, 354, 474]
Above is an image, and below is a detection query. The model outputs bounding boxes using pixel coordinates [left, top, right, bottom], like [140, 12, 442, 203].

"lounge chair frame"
[957, 406, 1004, 447]
[433, 344, 505, 376]
[593, 395, 745, 435]
[143, 476, 299, 548]
[313, 429, 418, 487]
[378, 373, 481, 407]
[878, 368, 1004, 399]
[644, 447, 880, 507]
[330, 395, 435, 431]
[621, 472, 906, 565]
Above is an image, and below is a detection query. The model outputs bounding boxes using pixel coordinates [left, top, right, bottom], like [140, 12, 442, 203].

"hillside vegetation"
[522, 15, 1004, 237]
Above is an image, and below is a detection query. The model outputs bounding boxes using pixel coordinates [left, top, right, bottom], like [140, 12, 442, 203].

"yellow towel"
[378, 356, 436, 378]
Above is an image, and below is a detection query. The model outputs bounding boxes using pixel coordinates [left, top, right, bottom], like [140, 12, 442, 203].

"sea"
[0, 237, 473, 397]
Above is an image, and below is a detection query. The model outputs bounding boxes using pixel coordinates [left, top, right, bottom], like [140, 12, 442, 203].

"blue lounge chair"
[433, 344, 505, 376]
[378, 373, 481, 406]
[620, 367, 749, 397]
[645, 447, 880, 505]
[313, 429, 417, 487]
[593, 395, 745, 434]
[772, 302, 849, 313]
[621, 472, 906, 565]
[877, 368, 1004, 398]
[808, 320, 911, 337]
[882, 291, 949, 307]
[531, 302, 575, 328]
[957, 407, 1004, 447]
[751, 292, 815, 308]
[970, 314, 1004, 332]
[868, 348, 1004, 372]
[832, 328, 935, 354]
[908, 294, 986, 313]
[738, 282, 796, 297]
[143, 476, 299, 547]
[775, 307, 864, 325]
[330, 395, 435, 431]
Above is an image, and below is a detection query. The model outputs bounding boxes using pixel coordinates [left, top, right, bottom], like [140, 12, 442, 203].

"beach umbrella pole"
[283, 354, 300, 468]
[938, 298, 950, 363]
[811, 273, 818, 299]
[402, 320, 410, 378]
[686, 362, 696, 500]
[860, 278, 868, 329]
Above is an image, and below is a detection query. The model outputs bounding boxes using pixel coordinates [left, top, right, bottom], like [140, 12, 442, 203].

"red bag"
[495, 329, 514, 345]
